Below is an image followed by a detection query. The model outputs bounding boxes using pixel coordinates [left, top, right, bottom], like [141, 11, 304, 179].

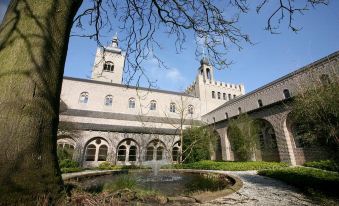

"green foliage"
[182, 126, 218, 163]
[292, 79, 339, 149]
[227, 114, 259, 161]
[258, 167, 339, 197]
[57, 147, 72, 161]
[304, 160, 339, 172]
[59, 159, 79, 168]
[103, 175, 137, 192]
[98, 162, 117, 170]
[60, 167, 83, 174]
[184, 174, 228, 194]
[163, 160, 288, 171]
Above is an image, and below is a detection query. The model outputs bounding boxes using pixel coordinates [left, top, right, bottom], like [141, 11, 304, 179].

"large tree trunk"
[0, 0, 82, 204]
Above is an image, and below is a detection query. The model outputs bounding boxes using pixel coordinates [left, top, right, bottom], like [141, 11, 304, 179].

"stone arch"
[285, 112, 330, 165]
[145, 139, 167, 161]
[57, 135, 76, 160]
[255, 119, 280, 162]
[83, 137, 110, 167]
[211, 129, 223, 161]
[116, 138, 140, 165]
[171, 141, 181, 162]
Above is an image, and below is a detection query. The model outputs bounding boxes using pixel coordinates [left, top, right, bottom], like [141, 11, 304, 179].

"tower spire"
[112, 32, 118, 48]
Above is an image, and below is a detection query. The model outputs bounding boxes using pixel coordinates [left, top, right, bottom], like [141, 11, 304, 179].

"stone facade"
[58, 35, 338, 167]
[58, 37, 243, 167]
[203, 51, 339, 165]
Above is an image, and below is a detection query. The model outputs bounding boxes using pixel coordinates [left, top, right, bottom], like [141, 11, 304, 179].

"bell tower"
[198, 57, 214, 82]
[91, 34, 125, 84]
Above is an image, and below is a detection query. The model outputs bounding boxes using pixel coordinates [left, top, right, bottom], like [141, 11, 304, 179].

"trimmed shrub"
[304, 160, 339, 172]
[98, 161, 116, 170]
[59, 159, 79, 168]
[258, 167, 339, 196]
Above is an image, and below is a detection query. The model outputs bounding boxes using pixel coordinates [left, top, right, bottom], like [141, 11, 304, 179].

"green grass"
[103, 175, 137, 192]
[162, 160, 288, 171]
[304, 160, 339, 172]
[258, 167, 339, 197]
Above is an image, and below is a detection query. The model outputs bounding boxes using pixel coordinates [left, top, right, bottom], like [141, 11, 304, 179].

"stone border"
[62, 169, 243, 203]
[161, 169, 243, 203]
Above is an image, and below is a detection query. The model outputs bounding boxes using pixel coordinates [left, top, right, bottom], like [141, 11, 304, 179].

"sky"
[1, 1, 339, 93]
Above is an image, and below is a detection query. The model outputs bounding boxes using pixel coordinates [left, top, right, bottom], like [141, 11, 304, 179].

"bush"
[61, 167, 83, 173]
[163, 160, 288, 171]
[258, 167, 339, 197]
[103, 175, 137, 192]
[57, 148, 73, 161]
[59, 159, 79, 168]
[227, 114, 259, 161]
[304, 160, 339, 172]
[182, 126, 218, 163]
[98, 162, 116, 170]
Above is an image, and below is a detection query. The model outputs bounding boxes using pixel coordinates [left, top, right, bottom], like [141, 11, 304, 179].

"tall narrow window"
[213, 117, 216, 123]
[172, 147, 179, 162]
[104, 95, 113, 106]
[223, 93, 226, 100]
[283, 89, 291, 99]
[238, 107, 242, 114]
[85, 144, 96, 161]
[117, 145, 127, 161]
[206, 68, 211, 80]
[79, 92, 89, 104]
[217, 92, 221, 99]
[129, 98, 135, 108]
[150, 100, 157, 110]
[225, 112, 229, 119]
[129, 146, 137, 161]
[212, 91, 215, 99]
[146, 147, 154, 161]
[156, 147, 163, 160]
[170, 103, 176, 113]
[98, 145, 108, 161]
[258, 99, 263, 107]
[228, 94, 231, 100]
[233, 94, 236, 98]
[188, 105, 194, 115]
[103, 61, 114, 72]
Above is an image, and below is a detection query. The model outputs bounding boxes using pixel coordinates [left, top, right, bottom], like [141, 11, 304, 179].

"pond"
[77, 170, 232, 196]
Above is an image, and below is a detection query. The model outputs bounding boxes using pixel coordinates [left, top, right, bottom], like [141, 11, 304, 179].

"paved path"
[199, 171, 317, 206]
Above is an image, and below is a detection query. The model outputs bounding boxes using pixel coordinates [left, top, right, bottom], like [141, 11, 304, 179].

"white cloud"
[166, 68, 185, 82]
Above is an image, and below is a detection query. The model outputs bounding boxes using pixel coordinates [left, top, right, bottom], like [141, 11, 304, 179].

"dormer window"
[103, 61, 114, 72]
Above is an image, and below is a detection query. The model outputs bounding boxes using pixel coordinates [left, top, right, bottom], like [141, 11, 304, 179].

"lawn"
[162, 160, 288, 171]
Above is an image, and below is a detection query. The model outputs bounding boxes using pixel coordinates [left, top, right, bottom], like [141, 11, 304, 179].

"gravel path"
[199, 171, 317, 206]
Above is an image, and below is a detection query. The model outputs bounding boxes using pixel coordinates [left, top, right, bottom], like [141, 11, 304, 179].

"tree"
[291, 75, 339, 152]
[227, 114, 259, 161]
[0, 0, 328, 204]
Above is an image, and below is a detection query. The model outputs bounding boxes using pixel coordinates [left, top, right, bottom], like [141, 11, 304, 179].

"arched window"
[57, 139, 76, 159]
[129, 146, 137, 161]
[320, 74, 331, 85]
[283, 89, 291, 99]
[172, 147, 179, 162]
[238, 107, 242, 114]
[103, 61, 114, 72]
[188, 105, 194, 114]
[117, 145, 127, 161]
[228, 94, 231, 100]
[225, 112, 228, 119]
[85, 144, 96, 161]
[223, 93, 226, 100]
[217, 92, 221, 99]
[212, 91, 215, 99]
[104, 95, 113, 106]
[258, 99, 263, 107]
[98, 145, 108, 161]
[170, 103, 176, 113]
[129, 98, 135, 108]
[233, 94, 236, 98]
[79, 92, 89, 104]
[146, 147, 154, 161]
[213, 117, 216, 123]
[156, 147, 163, 160]
[206, 68, 211, 80]
[150, 100, 157, 111]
